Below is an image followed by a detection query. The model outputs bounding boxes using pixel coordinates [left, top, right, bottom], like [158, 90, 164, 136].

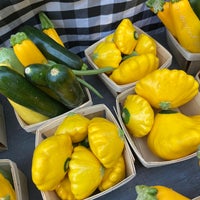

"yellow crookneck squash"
[147, 110, 200, 160]
[10, 32, 47, 67]
[135, 185, 190, 200]
[146, 0, 200, 53]
[135, 68, 199, 110]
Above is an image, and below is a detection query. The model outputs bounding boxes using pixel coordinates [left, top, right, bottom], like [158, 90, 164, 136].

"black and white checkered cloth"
[0, 0, 164, 57]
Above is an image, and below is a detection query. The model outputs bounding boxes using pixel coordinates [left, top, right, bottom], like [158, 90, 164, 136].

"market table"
[0, 30, 199, 200]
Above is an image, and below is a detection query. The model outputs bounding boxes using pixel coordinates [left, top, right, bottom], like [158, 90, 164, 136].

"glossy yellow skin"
[113, 18, 138, 55]
[88, 117, 125, 168]
[68, 146, 104, 200]
[122, 94, 154, 137]
[135, 33, 157, 55]
[43, 28, 65, 47]
[109, 53, 159, 85]
[0, 173, 16, 200]
[105, 33, 114, 42]
[154, 185, 190, 200]
[136, 185, 190, 200]
[98, 155, 125, 192]
[12, 38, 47, 67]
[55, 174, 75, 200]
[92, 41, 122, 69]
[135, 68, 199, 110]
[54, 113, 90, 143]
[152, 1, 177, 37]
[8, 99, 49, 125]
[147, 111, 200, 160]
[32, 134, 73, 191]
[149, 0, 200, 53]
[170, 0, 200, 53]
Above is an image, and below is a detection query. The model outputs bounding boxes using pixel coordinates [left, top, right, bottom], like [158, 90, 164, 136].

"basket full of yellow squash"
[32, 104, 136, 200]
[85, 18, 172, 96]
[116, 68, 200, 167]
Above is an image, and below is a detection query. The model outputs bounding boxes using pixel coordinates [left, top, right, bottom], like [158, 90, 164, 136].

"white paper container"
[115, 87, 200, 168]
[195, 71, 200, 88]
[14, 88, 92, 133]
[193, 197, 200, 200]
[166, 30, 200, 76]
[35, 104, 136, 200]
[85, 26, 172, 97]
[0, 159, 29, 200]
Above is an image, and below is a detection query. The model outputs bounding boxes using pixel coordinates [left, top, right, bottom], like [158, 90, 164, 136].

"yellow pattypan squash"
[110, 53, 159, 85]
[135, 68, 199, 110]
[92, 41, 122, 69]
[113, 18, 138, 55]
[32, 134, 73, 191]
[98, 155, 126, 192]
[54, 113, 90, 143]
[68, 146, 104, 199]
[122, 94, 154, 137]
[55, 173, 75, 200]
[147, 110, 200, 160]
[135, 33, 157, 55]
[88, 117, 125, 168]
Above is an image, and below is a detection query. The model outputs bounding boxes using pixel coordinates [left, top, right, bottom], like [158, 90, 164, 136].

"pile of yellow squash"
[91, 18, 159, 85]
[32, 113, 126, 200]
[121, 68, 200, 160]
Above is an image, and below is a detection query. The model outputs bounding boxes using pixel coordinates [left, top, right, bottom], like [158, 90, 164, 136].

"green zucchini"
[20, 25, 84, 70]
[0, 66, 68, 117]
[24, 63, 50, 87]
[25, 63, 86, 108]
[24, 64, 64, 102]
[0, 47, 24, 75]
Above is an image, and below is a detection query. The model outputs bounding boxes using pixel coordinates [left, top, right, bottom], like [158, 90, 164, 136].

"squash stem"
[76, 77, 103, 98]
[135, 185, 158, 200]
[39, 12, 54, 29]
[72, 67, 114, 76]
[145, 0, 165, 14]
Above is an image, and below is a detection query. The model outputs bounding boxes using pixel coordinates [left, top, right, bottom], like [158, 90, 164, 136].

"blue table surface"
[0, 30, 199, 200]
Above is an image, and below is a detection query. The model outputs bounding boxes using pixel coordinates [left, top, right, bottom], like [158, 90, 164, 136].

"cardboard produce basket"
[115, 87, 200, 168]
[0, 159, 29, 200]
[0, 103, 7, 151]
[14, 88, 92, 133]
[85, 26, 172, 97]
[35, 104, 136, 200]
[195, 70, 200, 88]
[166, 30, 200, 76]
[193, 197, 200, 200]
